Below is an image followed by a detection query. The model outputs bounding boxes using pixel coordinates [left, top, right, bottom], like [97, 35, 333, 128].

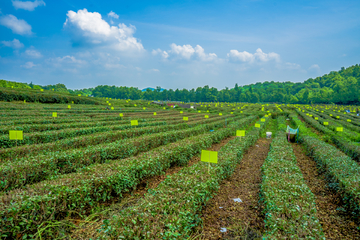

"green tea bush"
[261, 130, 324, 239]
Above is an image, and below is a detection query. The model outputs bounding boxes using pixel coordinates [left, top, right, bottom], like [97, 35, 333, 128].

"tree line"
[83, 64, 360, 104]
[1, 64, 359, 104]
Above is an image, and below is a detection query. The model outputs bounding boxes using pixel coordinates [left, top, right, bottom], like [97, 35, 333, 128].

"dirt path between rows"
[194, 138, 271, 239]
[68, 135, 237, 239]
[291, 143, 360, 239]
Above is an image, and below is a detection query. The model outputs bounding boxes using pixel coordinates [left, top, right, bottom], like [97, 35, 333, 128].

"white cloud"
[227, 48, 280, 63]
[169, 43, 195, 59]
[64, 9, 143, 52]
[254, 48, 280, 62]
[12, 0, 45, 11]
[108, 11, 119, 19]
[55, 55, 85, 64]
[154, 44, 217, 61]
[150, 68, 159, 72]
[21, 61, 36, 68]
[309, 64, 320, 70]
[152, 48, 169, 59]
[308, 64, 320, 73]
[46, 55, 87, 68]
[25, 48, 42, 58]
[1, 38, 24, 48]
[227, 50, 254, 62]
[0, 14, 32, 35]
[194, 45, 217, 61]
[284, 62, 301, 69]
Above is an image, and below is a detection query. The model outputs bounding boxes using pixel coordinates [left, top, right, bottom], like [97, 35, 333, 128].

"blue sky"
[0, 0, 359, 90]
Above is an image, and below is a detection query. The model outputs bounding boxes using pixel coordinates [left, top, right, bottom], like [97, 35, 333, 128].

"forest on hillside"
[1, 64, 359, 104]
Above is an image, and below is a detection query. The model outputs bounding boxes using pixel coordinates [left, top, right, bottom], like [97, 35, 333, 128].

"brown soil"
[194, 138, 271, 240]
[291, 143, 360, 239]
[67, 136, 237, 239]
[298, 115, 306, 122]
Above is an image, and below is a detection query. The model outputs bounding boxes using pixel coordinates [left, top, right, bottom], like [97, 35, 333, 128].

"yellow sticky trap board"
[205, 115, 209, 118]
[111, 107, 114, 110]
[134, 104, 137, 106]
[11, 86, 13, 88]
[180, 111, 183, 114]
[119, 113, 124, 117]
[265, 115, 268, 117]
[78, 94, 81, 96]
[336, 127, 343, 132]
[109, 103, 111, 106]
[336, 116, 340, 119]
[330, 114, 333, 116]
[153, 112, 157, 115]
[236, 130, 245, 137]
[183, 117, 188, 121]
[207, 110, 209, 112]
[9, 130, 23, 140]
[52, 88, 54, 91]
[72, 101, 74, 104]
[261, 118, 265, 122]
[131, 120, 138, 126]
[52, 112, 57, 117]
[41, 89, 44, 91]
[315, 117, 318, 120]
[323, 122, 328, 125]
[347, 119, 351, 122]
[230, 112, 233, 114]
[24, 100, 26, 103]
[68, 105, 71, 109]
[219, 113, 222, 116]
[240, 111, 243, 113]
[255, 123, 261, 128]
[106, 101, 109, 103]
[201, 150, 218, 163]
[143, 107, 146, 110]
[198, 110, 201, 113]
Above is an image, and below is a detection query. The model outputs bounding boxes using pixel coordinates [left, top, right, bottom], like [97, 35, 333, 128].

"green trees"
[1, 64, 360, 104]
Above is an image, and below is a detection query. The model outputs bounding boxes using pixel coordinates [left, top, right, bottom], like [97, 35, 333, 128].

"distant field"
[0, 99, 359, 239]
